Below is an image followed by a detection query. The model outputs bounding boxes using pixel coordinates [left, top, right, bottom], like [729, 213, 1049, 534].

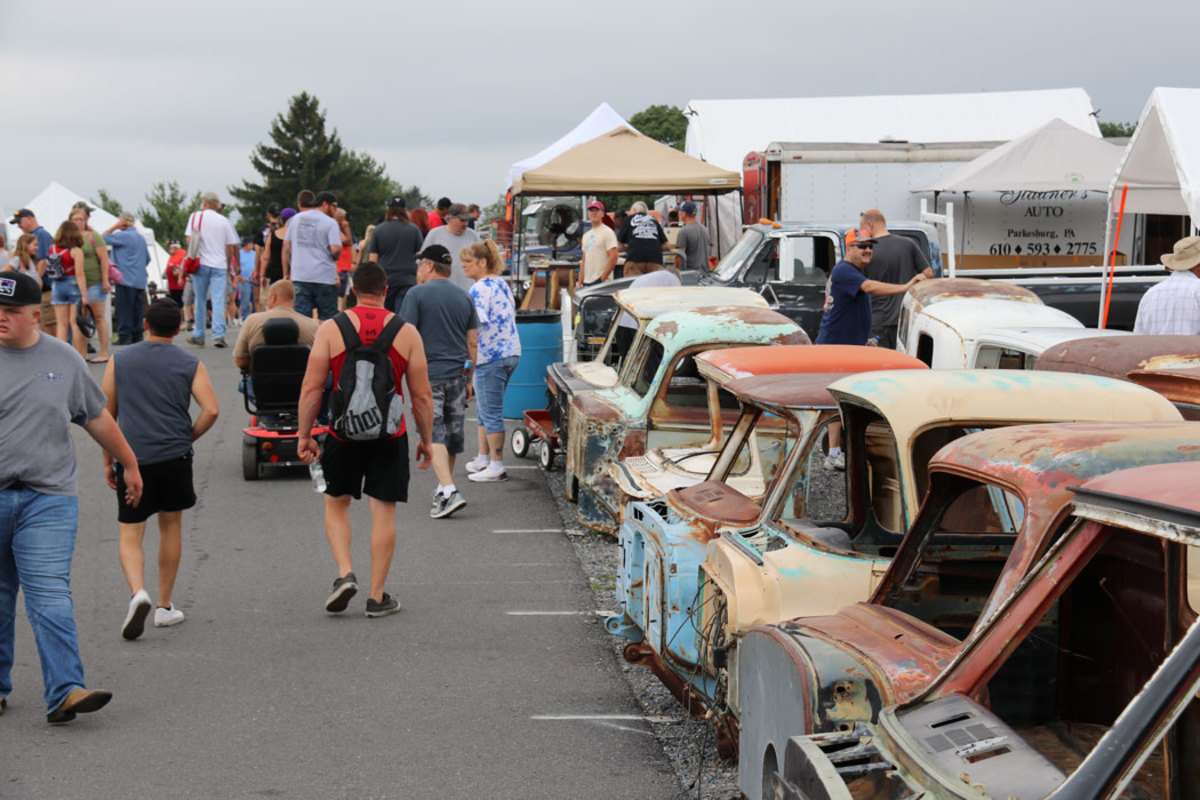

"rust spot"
[655, 320, 679, 338]
[1037, 335, 1200, 380]
[908, 277, 1040, 307]
[572, 393, 621, 422]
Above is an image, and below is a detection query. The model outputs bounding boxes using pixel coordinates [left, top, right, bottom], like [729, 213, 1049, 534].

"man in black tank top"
[101, 298, 220, 640]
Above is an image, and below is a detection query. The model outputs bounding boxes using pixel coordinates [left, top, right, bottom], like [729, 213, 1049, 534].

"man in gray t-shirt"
[419, 204, 480, 292]
[0, 270, 143, 723]
[284, 190, 345, 321]
[401, 244, 479, 520]
[673, 201, 709, 271]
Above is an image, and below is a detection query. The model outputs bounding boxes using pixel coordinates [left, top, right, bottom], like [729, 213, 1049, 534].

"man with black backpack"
[297, 263, 433, 618]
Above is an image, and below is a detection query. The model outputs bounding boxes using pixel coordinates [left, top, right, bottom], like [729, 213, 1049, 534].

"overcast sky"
[3, 0, 1196, 222]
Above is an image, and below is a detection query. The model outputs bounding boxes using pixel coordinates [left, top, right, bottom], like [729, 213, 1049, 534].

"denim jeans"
[473, 355, 519, 434]
[191, 265, 228, 341]
[114, 284, 145, 342]
[239, 281, 256, 321]
[293, 281, 338, 321]
[0, 489, 86, 712]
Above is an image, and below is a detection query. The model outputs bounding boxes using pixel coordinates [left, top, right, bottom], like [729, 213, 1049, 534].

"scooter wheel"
[242, 440, 260, 481]
[511, 427, 530, 459]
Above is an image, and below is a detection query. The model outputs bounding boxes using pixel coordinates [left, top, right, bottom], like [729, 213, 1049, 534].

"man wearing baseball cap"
[9, 209, 56, 335]
[578, 200, 619, 289]
[401, 244, 479, 519]
[1134, 236, 1200, 335]
[0, 270, 144, 723]
[419, 203, 480, 292]
[674, 201, 709, 272]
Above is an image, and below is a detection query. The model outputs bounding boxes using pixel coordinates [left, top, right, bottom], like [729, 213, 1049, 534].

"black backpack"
[329, 312, 406, 441]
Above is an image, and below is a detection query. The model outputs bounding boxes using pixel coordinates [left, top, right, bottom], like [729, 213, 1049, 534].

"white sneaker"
[154, 604, 185, 627]
[823, 451, 846, 471]
[122, 590, 153, 640]
[468, 463, 508, 482]
[464, 457, 490, 474]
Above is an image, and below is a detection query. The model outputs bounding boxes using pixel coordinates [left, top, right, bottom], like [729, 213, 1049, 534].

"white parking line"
[530, 714, 676, 723]
[493, 528, 565, 533]
[506, 610, 615, 616]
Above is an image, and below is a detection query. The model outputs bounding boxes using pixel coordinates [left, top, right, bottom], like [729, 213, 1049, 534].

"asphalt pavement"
[0, 328, 683, 799]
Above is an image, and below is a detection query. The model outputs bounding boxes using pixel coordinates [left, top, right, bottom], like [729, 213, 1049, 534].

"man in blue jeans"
[103, 211, 152, 345]
[284, 189, 344, 321]
[0, 271, 144, 724]
[184, 192, 240, 348]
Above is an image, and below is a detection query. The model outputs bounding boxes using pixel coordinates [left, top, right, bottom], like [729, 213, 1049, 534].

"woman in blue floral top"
[461, 240, 521, 482]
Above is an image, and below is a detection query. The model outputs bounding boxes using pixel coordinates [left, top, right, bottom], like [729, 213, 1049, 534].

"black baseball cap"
[267, 203, 282, 216]
[0, 271, 42, 306]
[9, 208, 34, 225]
[417, 244, 452, 265]
[387, 195, 407, 209]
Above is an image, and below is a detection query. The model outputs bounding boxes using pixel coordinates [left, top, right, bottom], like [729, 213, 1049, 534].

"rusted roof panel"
[907, 277, 1041, 310]
[828, 369, 1182, 442]
[723, 373, 848, 410]
[1035, 335, 1200, 379]
[644, 306, 808, 348]
[1075, 461, 1200, 519]
[613, 286, 768, 319]
[1129, 365, 1200, 405]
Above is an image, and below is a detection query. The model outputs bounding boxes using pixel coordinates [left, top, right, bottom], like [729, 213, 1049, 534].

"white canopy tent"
[506, 102, 633, 190]
[5, 181, 170, 286]
[918, 118, 1122, 193]
[1105, 87, 1200, 225]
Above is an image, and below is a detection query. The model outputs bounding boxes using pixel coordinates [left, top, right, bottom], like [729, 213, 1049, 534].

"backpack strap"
[333, 312, 363, 351]
[371, 314, 406, 354]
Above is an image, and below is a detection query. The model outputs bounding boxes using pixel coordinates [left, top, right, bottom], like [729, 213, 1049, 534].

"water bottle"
[309, 462, 327, 493]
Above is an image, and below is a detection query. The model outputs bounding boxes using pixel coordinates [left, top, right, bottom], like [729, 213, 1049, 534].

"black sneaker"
[430, 490, 467, 519]
[46, 688, 112, 724]
[365, 593, 400, 618]
[324, 572, 358, 613]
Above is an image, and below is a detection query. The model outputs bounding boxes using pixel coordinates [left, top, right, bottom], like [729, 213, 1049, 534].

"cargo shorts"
[431, 375, 468, 455]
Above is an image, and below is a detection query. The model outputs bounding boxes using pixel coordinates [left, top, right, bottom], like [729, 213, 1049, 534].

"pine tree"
[229, 92, 404, 237]
[138, 181, 201, 246]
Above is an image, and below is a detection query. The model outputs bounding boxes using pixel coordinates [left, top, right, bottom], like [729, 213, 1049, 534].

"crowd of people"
[0, 188, 515, 725]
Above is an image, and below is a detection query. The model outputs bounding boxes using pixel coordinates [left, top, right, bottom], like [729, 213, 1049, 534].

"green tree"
[630, 104, 687, 151]
[138, 181, 201, 246]
[92, 188, 124, 216]
[1099, 120, 1136, 138]
[229, 92, 397, 236]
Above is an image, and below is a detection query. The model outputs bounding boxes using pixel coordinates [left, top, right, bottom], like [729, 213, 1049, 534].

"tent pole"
[1101, 185, 1129, 330]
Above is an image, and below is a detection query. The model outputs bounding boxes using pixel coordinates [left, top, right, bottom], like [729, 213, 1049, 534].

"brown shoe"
[47, 688, 112, 724]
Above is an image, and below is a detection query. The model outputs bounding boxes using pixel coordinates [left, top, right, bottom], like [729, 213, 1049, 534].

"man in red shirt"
[297, 263, 433, 618]
[428, 197, 450, 229]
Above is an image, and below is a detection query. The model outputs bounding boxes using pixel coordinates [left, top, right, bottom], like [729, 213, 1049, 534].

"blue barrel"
[503, 309, 563, 419]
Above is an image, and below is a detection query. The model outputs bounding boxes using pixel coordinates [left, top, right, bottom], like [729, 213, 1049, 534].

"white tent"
[506, 102, 633, 190]
[1107, 87, 1200, 224]
[5, 181, 170, 286]
[683, 88, 1100, 174]
[919, 118, 1123, 193]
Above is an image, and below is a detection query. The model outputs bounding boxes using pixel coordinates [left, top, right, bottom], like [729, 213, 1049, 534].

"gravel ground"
[540, 461, 743, 800]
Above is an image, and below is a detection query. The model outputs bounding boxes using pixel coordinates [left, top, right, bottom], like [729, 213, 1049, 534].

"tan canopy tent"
[511, 127, 741, 196]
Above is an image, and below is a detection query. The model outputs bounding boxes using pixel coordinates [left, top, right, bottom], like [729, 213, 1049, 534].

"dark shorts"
[430, 376, 468, 454]
[321, 432, 409, 502]
[116, 454, 196, 524]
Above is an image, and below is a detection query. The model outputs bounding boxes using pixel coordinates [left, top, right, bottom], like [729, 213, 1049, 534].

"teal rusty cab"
[617, 370, 1180, 757]
[564, 305, 808, 533]
[736, 421, 1200, 800]
[545, 286, 769, 457]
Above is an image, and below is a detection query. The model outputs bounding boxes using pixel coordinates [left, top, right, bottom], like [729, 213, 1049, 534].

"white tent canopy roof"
[683, 88, 1100, 172]
[1109, 87, 1200, 223]
[918, 118, 1123, 193]
[506, 102, 633, 190]
[5, 181, 170, 285]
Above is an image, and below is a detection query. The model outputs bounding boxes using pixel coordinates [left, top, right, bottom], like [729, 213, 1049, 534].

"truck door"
[773, 234, 841, 341]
